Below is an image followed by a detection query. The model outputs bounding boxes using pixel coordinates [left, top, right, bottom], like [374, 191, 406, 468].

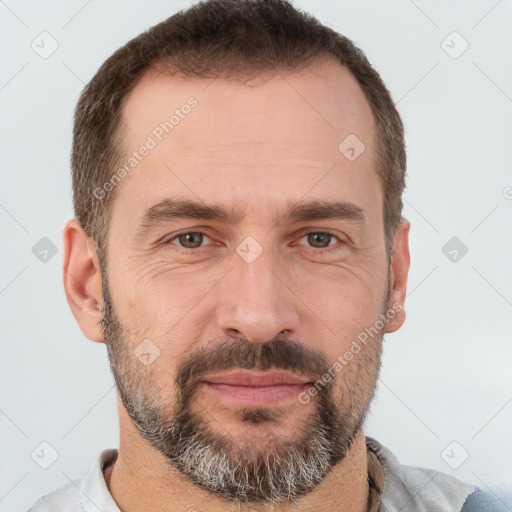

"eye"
[297, 231, 342, 251]
[163, 230, 344, 254]
[167, 231, 213, 250]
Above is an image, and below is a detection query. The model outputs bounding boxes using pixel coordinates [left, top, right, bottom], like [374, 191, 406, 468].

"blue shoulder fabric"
[460, 488, 511, 512]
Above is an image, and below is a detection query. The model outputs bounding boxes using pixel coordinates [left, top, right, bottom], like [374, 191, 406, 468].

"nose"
[215, 249, 300, 344]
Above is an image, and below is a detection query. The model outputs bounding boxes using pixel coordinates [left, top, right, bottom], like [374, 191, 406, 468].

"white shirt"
[27, 436, 477, 512]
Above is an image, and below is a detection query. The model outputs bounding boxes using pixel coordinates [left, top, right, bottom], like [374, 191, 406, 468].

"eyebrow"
[137, 197, 366, 233]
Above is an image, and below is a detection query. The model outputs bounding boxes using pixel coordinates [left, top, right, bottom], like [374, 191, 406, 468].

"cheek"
[109, 260, 216, 359]
[297, 263, 385, 321]
[113, 257, 199, 316]
[291, 266, 386, 368]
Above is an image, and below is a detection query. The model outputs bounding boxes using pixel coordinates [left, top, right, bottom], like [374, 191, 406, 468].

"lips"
[203, 370, 311, 387]
[201, 370, 313, 406]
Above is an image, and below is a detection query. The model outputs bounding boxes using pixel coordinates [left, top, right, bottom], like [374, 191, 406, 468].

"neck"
[106, 405, 370, 512]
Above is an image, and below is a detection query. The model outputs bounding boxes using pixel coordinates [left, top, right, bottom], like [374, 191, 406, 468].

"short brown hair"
[72, 0, 406, 262]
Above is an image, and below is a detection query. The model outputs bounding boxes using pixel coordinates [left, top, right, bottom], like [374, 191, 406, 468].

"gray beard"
[125, 374, 367, 503]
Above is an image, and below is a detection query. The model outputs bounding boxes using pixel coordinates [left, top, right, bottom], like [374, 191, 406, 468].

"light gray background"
[1, 0, 511, 510]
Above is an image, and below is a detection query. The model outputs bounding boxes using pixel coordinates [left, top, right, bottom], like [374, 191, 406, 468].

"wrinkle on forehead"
[120, 56, 376, 154]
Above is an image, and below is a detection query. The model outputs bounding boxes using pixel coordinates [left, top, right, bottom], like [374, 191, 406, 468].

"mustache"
[175, 337, 332, 398]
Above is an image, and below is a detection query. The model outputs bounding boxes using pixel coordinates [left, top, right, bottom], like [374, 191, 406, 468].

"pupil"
[309, 233, 329, 248]
[181, 233, 202, 248]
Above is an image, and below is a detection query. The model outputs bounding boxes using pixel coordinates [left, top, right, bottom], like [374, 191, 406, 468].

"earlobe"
[385, 219, 411, 334]
[62, 219, 105, 343]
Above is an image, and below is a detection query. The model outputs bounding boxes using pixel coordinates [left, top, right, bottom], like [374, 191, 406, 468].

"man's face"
[100, 59, 394, 503]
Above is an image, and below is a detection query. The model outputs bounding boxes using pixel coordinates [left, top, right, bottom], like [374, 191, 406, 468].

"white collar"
[78, 438, 477, 512]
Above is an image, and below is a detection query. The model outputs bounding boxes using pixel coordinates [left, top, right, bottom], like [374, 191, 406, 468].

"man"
[28, 0, 505, 510]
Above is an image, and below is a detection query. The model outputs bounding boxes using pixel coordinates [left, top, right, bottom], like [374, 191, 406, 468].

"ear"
[385, 219, 410, 333]
[62, 219, 105, 343]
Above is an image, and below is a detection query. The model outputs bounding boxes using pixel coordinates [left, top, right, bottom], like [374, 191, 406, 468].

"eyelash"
[164, 230, 344, 255]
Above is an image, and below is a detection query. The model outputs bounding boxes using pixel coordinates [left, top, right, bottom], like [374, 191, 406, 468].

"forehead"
[121, 57, 375, 148]
[111, 58, 380, 226]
